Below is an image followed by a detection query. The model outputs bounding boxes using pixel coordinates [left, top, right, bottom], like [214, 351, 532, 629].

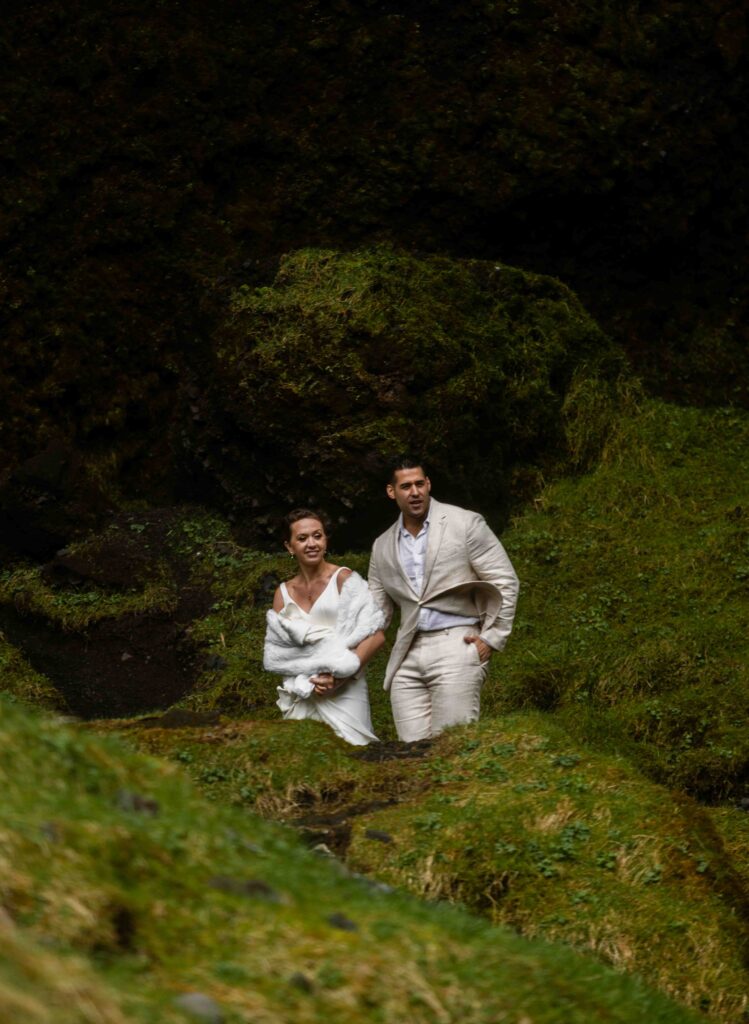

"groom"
[368, 457, 519, 741]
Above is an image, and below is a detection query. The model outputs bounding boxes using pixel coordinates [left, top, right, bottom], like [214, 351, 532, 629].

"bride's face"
[285, 518, 327, 567]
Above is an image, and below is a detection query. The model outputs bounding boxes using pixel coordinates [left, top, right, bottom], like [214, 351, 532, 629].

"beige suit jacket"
[368, 497, 519, 690]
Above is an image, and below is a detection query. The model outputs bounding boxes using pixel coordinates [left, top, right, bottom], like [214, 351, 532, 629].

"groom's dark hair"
[387, 454, 429, 484]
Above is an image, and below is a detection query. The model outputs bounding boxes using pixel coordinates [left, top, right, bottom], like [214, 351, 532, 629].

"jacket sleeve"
[367, 541, 395, 630]
[467, 514, 519, 650]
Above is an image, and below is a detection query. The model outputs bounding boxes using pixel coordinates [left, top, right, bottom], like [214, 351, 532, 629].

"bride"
[263, 508, 385, 746]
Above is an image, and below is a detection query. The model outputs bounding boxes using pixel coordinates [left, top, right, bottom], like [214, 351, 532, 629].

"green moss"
[110, 711, 748, 1022]
[710, 806, 749, 893]
[347, 718, 749, 1022]
[0, 698, 702, 1023]
[0, 563, 177, 631]
[0, 507, 239, 634]
[2, 2, 746, 516]
[100, 717, 391, 817]
[189, 398, 749, 787]
[486, 401, 749, 799]
[208, 247, 628, 538]
[0, 926, 129, 1024]
[0, 632, 66, 711]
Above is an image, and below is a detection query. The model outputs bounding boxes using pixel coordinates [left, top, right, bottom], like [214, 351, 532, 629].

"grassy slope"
[0, 698, 703, 1024]
[492, 400, 749, 800]
[10, 395, 746, 785]
[112, 397, 749, 1020]
[2, 397, 748, 1020]
[0, 632, 66, 711]
[115, 713, 749, 1023]
[179, 397, 749, 804]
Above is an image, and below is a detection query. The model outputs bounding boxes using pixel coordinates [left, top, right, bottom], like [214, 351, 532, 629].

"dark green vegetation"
[1, 247, 628, 552]
[491, 400, 749, 802]
[8, 393, 743, 797]
[3, 396, 747, 1020]
[2, 1, 747, 525]
[0, 698, 707, 1024]
[0, 239, 631, 646]
[2, 3, 748, 1019]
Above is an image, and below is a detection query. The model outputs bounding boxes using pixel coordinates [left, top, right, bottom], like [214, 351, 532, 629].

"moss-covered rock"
[198, 246, 628, 542]
[0, 697, 704, 1024]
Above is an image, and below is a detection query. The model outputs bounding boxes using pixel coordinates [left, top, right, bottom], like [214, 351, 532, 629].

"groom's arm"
[466, 513, 519, 651]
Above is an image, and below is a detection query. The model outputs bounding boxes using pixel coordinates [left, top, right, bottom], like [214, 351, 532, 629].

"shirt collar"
[398, 512, 430, 538]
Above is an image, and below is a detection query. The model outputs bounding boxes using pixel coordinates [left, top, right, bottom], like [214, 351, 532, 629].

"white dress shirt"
[397, 514, 479, 632]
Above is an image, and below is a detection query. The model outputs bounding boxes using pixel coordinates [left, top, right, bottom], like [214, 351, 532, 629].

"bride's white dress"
[274, 568, 379, 746]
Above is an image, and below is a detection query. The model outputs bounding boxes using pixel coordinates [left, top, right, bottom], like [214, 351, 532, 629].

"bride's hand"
[311, 672, 336, 696]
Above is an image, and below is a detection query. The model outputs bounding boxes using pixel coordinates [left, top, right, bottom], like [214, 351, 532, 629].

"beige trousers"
[390, 626, 489, 741]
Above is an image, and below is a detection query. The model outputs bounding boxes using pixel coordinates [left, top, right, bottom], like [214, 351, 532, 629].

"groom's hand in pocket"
[464, 635, 492, 663]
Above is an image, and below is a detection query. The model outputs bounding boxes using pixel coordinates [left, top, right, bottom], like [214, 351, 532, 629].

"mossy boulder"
[0, 697, 704, 1024]
[197, 247, 628, 543]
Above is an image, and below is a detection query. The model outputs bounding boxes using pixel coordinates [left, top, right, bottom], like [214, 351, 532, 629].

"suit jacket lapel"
[388, 519, 418, 596]
[421, 498, 447, 595]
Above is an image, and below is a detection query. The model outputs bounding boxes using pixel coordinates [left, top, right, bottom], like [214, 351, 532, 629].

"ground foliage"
[2, 398, 749, 1018]
[0, 697, 707, 1024]
[0, 507, 221, 716]
[2, 4, 748, 1017]
[2, 0, 747, 506]
[492, 400, 749, 802]
[146, 398, 749, 810]
[114, 714, 749, 1022]
[2, 398, 747, 790]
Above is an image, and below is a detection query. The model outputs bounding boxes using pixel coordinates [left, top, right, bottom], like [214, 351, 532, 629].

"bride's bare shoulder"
[336, 567, 353, 592]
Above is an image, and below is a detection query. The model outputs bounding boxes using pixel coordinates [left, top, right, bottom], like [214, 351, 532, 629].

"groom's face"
[387, 467, 431, 521]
